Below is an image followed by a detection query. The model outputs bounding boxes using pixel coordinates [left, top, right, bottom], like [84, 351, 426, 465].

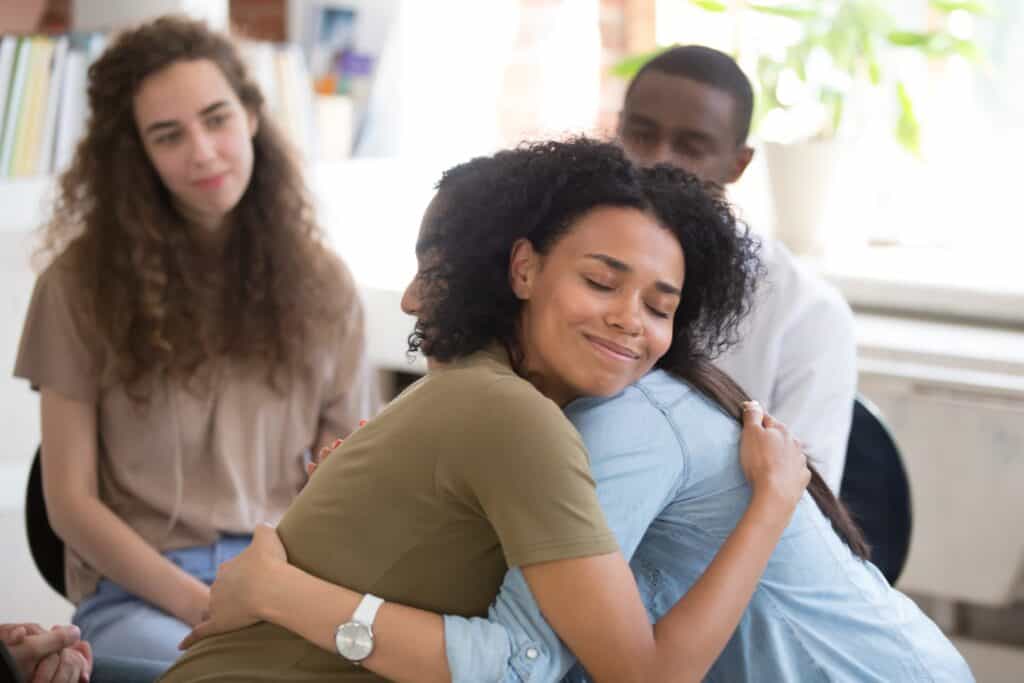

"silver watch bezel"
[335, 620, 374, 663]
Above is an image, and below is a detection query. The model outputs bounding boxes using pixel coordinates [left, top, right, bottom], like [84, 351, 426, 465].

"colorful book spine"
[15, 37, 56, 177]
[53, 48, 86, 173]
[0, 37, 30, 177]
[38, 36, 69, 175]
[0, 36, 18, 144]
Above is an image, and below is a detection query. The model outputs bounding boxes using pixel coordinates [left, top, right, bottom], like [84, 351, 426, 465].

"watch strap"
[351, 593, 384, 626]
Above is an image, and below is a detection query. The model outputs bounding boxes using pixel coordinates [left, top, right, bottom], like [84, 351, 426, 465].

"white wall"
[71, 0, 228, 31]
[1, 227, 66, 622]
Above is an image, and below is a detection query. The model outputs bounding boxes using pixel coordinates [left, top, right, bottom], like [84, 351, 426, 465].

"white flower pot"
[763, 139, 840, 257]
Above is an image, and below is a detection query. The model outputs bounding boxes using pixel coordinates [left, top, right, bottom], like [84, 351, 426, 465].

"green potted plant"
[612, 0, 988, 255]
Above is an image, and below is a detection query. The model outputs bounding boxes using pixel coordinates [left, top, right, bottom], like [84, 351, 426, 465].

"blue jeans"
[72, 535, 252, 666]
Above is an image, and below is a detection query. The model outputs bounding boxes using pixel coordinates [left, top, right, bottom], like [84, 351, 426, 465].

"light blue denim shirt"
[443, 370, 973, 682]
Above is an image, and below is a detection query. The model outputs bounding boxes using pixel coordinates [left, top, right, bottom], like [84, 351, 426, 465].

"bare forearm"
[651, 494, 789, 682]
[262, 562, 450, 683]
[50, 496, 208, 625]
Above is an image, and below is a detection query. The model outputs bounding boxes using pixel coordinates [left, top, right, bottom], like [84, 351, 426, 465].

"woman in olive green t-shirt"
[165, 139, 808, 683]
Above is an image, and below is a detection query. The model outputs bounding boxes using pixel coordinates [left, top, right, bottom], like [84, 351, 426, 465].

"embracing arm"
[527, 492, 791, 682]
[40, 389, 209, 626]
[186, 403, 806, 683]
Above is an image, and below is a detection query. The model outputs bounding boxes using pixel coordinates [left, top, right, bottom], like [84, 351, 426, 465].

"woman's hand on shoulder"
[306, 420, 368, 480]
[739, 401, 810, 515]
[179, 524, 289, 650]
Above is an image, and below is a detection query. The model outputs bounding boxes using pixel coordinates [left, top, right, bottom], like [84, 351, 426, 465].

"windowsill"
[808, 244, 1024, 327]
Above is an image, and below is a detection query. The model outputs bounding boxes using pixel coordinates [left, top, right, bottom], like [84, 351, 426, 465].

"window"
[654, 0, 1023, 312]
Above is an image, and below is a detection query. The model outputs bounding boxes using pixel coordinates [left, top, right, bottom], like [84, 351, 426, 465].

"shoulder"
[475, 370, 575, 440]
[322, 248, 356, 286]
[35, 246, 82, 293]
[567, 372, 691, 457]
[26, 246, 94, 324]
[757, 239, 854, 333]
[311, 249, 365, 342]
[763, 240, 850, 311]
[433, 356, 584, 458]
[317, 249, 360, 306]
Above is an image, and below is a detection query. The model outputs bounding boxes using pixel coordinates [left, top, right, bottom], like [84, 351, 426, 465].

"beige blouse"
[14, 253, 378, 603]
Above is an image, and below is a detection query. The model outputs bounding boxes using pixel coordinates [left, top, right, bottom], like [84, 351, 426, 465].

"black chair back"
[25, 447, 67, 598]
[840, 396, 912, 586]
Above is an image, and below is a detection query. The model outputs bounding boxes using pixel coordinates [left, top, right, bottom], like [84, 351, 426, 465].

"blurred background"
[1, 1, 1021, 680]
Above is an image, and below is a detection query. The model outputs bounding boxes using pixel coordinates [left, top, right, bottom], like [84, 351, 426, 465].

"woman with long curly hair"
[172, 139, 970, 683]
[13, 16, 376, 666]
[162, 137, 810, 683]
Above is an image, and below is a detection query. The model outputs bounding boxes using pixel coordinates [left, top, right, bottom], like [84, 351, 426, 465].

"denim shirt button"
[525, 647, 539, 660]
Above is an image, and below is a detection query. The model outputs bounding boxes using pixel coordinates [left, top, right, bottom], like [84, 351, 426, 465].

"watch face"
[336, 621, 374, 662]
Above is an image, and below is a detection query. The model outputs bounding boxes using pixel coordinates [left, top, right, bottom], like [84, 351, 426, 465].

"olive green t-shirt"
[161, 347, 617, 682]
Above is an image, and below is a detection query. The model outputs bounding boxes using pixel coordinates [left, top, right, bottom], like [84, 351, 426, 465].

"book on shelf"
[0, 37, 30, 176]
[14, 37, 56, 177]
[238, 39, 318, 162]
[294, 2, 395, 158]
[0, 32, 105, 179]
[0, 36, 17, 145]
[38, 36, 69, 175]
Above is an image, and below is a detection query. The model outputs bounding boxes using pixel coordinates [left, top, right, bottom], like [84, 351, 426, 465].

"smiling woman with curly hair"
[13, 15, 377, 668]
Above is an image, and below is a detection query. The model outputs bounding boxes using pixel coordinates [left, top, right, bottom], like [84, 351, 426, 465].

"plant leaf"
[928, 0, 992, 15]
[821, 88, 844, 137]
[952, 39, 983, 61]
[747, 3, 821, 20]
[868, 58, 882, 84]
[688, 0, 729, 11]
[895, 81, 921, 156]
[887, 30, 933, 47]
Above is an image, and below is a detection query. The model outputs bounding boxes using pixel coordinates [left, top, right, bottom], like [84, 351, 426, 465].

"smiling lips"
[193, 172, 227, 190]
[585, 334, 641, 362]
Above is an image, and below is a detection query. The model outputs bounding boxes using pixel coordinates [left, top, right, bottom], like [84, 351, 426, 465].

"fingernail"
[359, 419, 367, 427]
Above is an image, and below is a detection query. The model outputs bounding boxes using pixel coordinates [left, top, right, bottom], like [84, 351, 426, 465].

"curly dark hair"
[410, 137, 869, 559]
[409, 137, 762, 376]
[39, 15, 343, 396]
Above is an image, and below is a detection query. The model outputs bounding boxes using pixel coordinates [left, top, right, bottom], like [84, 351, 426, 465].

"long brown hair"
[38, 16, 344, 397]
[673, 359, 870, 559]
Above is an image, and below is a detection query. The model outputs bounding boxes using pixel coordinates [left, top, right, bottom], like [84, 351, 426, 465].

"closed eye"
[646, 304, 671, 319]
[584, 278, 614, 292]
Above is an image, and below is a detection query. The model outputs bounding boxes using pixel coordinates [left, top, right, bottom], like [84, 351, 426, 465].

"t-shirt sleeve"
[13, 264, 101, 403]
[317, 258, 380, 438]
[443, 378, 618, 568]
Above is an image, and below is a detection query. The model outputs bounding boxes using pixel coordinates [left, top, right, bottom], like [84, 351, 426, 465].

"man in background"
[617, 45, 857, 491]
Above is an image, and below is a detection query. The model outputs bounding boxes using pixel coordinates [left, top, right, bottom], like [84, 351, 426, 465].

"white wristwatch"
[335, 593, 384, 664]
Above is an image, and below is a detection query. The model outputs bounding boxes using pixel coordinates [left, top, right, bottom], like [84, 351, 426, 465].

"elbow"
[44, 489, 91, 543]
